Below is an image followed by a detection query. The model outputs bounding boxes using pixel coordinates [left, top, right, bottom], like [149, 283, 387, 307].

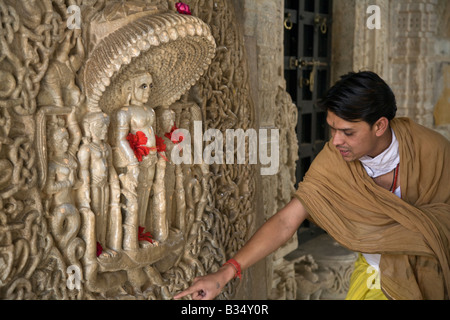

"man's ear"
[374, 117, 389, 137]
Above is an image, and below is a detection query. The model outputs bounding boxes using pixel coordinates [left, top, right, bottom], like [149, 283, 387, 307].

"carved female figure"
[77, 111, 121, 258]
[156, 107, 186, 235]
[44, 110, 81, 253]
[113, 70, 158, 250]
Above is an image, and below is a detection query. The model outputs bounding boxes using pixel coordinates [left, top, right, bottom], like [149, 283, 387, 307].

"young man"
[174, 71, 450, 300]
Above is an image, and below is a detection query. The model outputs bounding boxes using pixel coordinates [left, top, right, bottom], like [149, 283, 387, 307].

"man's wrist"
[220, 262, 238, 283]
[224, 259, 242, 279]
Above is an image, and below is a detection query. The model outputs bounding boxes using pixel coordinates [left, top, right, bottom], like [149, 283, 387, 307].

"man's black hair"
[318, 71, 397, 127]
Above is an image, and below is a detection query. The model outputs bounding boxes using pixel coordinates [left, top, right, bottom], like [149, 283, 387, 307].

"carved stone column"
[432, 0, 450, 139]
[241, 0, 299, 300]
[331, 0, 390, 83]
[332, 0, 449, 136]
[389, 0, 439, 128]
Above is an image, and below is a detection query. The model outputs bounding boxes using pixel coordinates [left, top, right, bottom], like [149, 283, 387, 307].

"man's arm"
[174, 197, 308, 300]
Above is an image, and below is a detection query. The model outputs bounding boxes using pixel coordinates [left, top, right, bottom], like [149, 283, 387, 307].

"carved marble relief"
[0, 0, 256, 300]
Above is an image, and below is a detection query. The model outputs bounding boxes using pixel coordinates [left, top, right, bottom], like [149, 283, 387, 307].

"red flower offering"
[96, 242, 103, 257]
[175, 2, 191, 15]
[138, 226, 154, 243]
[155, 135, 167, 153]
[164, 125, 184, 144]
[127, 131, 150, 162]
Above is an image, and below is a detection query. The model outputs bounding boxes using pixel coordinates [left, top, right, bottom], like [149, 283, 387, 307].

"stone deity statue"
[113, 70, 160, 250]
[77, 111, 122, 259]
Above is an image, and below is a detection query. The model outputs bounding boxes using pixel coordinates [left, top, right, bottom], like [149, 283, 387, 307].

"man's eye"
[141, 84, 148, 89]
[344, 132, 353, 136]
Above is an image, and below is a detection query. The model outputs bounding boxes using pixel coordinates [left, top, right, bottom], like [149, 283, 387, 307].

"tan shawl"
[294, 117, 450, 300]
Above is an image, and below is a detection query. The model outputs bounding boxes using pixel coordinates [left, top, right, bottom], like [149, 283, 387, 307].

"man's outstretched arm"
[173, 197, 308, 300]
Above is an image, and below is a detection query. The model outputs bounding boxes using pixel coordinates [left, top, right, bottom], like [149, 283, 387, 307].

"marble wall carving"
[0, 0, 257, 300]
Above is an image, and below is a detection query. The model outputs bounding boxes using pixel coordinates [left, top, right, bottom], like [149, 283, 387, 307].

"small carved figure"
[38, 30, 85, 108]
[156, 108, 177, 230]
[44, 109, 81, 253]
[77, 111, 121, 259]
[44, 109, 80, 207]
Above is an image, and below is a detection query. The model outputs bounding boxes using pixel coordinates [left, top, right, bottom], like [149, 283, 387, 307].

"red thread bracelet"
[224, 258, 242, 279]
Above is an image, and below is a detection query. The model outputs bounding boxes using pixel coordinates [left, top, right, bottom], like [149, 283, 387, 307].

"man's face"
[326, 111, 379, 162]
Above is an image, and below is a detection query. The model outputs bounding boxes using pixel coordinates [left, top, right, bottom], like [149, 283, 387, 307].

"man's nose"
[332, 131, 344, 146]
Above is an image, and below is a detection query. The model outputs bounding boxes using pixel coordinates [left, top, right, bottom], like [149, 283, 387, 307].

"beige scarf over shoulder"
[294, 117, 450, 300]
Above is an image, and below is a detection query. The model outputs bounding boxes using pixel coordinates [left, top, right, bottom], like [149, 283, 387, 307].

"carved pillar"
[432, 0, 450, 139]
[353, 0, 390, 79]
[242, 0, 299, 300]
[332, 0, 449, 135]
[331, 0, 390, 82]
[389, 0, 439, 128]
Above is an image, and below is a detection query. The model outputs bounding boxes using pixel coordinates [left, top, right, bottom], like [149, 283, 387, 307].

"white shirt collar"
[359, 129, 400, 178]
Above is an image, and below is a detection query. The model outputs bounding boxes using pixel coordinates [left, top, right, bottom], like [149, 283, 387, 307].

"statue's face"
[160, 112, 174, 133]
[90, 119, 108, 141]
[132, 73, 152, 104]
[52, 128, 69, 153]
